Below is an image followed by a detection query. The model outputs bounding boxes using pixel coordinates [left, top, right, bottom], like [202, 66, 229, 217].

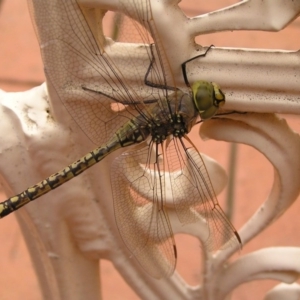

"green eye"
[191, 80, 225, 120]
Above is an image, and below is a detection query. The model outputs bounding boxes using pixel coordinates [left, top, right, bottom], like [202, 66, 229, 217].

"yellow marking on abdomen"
[0, 140, 119, 218]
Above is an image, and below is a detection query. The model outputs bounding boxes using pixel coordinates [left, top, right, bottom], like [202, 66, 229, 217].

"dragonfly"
[1, 0, 241, 278]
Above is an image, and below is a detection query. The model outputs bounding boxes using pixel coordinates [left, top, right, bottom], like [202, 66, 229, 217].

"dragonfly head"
[191, 81, 225, 120]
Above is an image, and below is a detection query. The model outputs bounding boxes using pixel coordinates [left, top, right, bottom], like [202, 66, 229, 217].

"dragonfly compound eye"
[191, 80, 226, 120]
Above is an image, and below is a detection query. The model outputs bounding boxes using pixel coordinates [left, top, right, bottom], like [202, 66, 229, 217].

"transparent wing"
[28, 0, 176, 145]
[165, 137, 241, 252]
[111, 144, 176, 279]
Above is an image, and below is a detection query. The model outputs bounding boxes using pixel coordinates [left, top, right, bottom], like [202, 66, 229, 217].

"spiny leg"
[181, 45, 214, 87]
[81, 85, 157, 105]
[144, 43, 178, 92]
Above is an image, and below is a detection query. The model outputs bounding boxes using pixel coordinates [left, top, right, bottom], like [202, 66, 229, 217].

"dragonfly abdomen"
[0, 116, 150, 218]
[0, 139, 121, 218]
[115, 118, 150, 147]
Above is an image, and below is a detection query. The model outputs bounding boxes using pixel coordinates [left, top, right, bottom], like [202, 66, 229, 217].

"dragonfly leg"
[144, 44, 178, 92]
[181, 45, 214, 87]
[81, 85, 157, 104]
[214, 111, 247, 118]
[193, 111, 247, 124]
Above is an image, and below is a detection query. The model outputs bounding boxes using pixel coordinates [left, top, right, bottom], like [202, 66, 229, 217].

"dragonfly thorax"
[114, 81, 226, 148]
[146, 91, 199, 144]
[147, 114, 188, 144]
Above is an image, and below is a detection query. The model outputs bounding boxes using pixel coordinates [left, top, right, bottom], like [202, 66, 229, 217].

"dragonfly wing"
[28, 0, 167, 145]
[111, 145, 176, 278]
[165, 138, 241, 252]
